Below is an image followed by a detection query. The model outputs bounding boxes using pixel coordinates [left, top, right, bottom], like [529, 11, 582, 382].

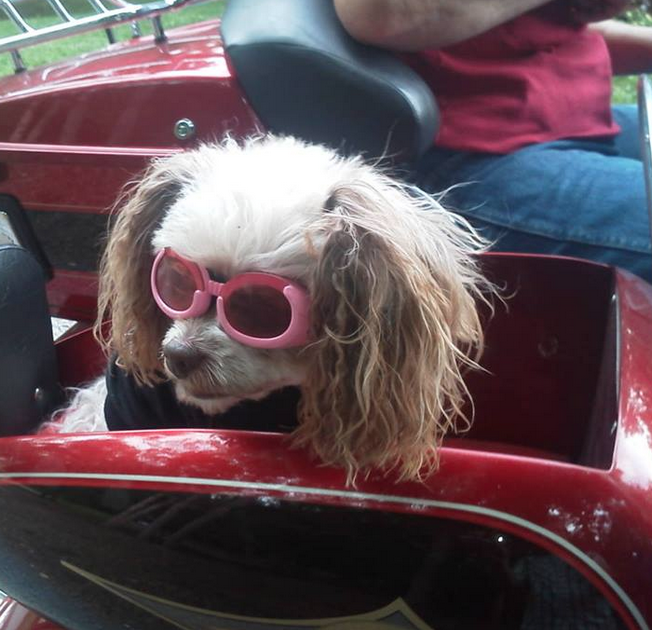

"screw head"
[174, 118, 196, 141]
[34, 387, 49, 413]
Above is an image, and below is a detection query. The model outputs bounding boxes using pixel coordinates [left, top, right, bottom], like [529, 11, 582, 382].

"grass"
[0, 0, 223, 77]
[612, 9, 652, 103]
[613, 77, 641, 104]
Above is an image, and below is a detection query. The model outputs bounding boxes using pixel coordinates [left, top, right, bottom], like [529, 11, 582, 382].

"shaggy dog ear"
[95, 152, 200, 385]
[295, 172, 492, 483]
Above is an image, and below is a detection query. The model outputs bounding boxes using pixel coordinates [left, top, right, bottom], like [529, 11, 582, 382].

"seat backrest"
[0, 245, 61, 436]
[222, 0, 439, 164]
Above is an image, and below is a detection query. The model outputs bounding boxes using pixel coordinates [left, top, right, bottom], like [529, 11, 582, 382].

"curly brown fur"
[94, 151, 205, 385]
[295, 177, 490, 483]
[63, 135, 493, 485]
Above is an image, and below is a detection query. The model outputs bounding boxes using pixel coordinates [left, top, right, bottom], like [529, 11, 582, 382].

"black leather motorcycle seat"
[0, 245, 61, 436]
[222, 0, 439, 164]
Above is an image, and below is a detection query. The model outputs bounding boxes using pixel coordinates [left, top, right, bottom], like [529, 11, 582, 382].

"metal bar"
[45, 0, 75, 22]
[10, 49, 26, 73]
[0, 0, 34, 33]
[105, 0, 137, 8]
[0, 140, 180, 159]
[85, 0, 112, 14]
[89, 0, 115, 48]
[0, 0, 195, 55]
[130, 20, 142, 38]
[151, 14, 165, 42]
[637, 74, 652, 276]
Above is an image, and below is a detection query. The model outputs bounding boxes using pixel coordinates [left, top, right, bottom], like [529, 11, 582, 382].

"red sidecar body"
[0, 2, 651, 629]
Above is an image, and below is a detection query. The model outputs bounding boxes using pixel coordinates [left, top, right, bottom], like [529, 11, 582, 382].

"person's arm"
[589, 19, 652, 74]
[333, 0, 552, 51]
[333, 0, 635, 52]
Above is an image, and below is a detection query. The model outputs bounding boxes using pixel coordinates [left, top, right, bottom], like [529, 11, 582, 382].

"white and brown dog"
[59, 135, 491, 483]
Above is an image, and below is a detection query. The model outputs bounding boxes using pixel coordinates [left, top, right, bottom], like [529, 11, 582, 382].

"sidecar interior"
[0, 238, 619, 472]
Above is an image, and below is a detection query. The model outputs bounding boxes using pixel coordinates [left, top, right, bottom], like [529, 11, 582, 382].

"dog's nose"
[163, 341, 205, 379]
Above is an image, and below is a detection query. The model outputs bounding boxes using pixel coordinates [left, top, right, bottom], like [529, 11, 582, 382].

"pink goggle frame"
[150, 248, 312, 349]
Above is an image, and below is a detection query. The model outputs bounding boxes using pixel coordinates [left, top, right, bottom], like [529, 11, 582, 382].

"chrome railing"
[0, 0, 197, 73]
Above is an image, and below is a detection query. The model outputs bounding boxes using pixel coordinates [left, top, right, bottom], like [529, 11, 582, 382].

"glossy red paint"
[0, 20, 259, 214]
[46, 271, 98, 321]
[0, 14, 649, 626]
[0, 255, 650, 628]
[0, 599, 59, 630]
[54, 323, 105, 388]
[0, 143, 175, 212]
[0, 19, 261, 320]
[0, 20, 258, 150]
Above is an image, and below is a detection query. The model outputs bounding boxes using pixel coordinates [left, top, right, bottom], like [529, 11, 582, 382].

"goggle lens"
[151, 249, 309, 347]
[224, 285, 292, 339]
[155, 255, 198, 311]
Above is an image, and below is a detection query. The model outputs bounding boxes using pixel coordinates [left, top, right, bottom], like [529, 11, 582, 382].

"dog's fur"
[59, 135, 491, 482]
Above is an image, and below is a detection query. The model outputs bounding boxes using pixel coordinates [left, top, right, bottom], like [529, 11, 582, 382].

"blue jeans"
[415, 105, 652, 282]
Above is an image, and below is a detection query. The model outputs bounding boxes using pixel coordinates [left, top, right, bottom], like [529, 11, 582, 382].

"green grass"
[613, 76, 640, 104]
[611, 9, 652, 103]
[0, 0, 223, 76]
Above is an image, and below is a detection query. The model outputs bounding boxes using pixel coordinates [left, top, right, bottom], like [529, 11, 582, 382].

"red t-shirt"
[405, 2, 619, 153]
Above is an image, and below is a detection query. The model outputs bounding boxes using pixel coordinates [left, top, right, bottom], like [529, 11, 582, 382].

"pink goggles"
[150, 248, 311, 349]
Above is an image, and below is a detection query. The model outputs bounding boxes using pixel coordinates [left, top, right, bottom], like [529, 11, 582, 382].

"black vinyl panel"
[26, 209, 109, 272]
[0, 485, 625, 630]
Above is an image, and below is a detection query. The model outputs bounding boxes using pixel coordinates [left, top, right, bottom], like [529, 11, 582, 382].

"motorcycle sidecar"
[0, 250, 651, 630]
[0, 0, 651, 629]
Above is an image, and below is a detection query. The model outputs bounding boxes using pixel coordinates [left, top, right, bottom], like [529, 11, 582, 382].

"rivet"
[174, 118, 196, 141]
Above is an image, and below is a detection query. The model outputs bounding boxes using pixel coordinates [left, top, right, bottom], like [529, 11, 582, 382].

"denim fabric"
[415, 105, 652, 282]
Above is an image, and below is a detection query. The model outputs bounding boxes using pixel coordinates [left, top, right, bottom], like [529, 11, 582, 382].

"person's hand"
[570, 0, 634, 23]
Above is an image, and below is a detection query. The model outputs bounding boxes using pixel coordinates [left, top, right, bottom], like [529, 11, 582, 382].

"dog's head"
[98, 135, 491, 482]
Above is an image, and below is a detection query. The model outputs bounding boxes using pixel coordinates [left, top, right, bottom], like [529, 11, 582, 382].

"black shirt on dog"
[103, 357, 300, 433]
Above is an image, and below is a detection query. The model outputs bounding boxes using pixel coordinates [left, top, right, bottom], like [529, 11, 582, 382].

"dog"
[57, 135, 491, 483]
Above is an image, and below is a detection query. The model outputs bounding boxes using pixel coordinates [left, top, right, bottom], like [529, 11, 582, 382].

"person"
[334, 0, 652, 282]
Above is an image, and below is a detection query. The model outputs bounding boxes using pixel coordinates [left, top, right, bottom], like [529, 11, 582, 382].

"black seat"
[222, 0, 439, 164]
[0, 245, 61, 436]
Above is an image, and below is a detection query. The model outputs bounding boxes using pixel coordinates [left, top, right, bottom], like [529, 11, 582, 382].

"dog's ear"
[296, 172, 491, 483]
[95, 152, 199, 385]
